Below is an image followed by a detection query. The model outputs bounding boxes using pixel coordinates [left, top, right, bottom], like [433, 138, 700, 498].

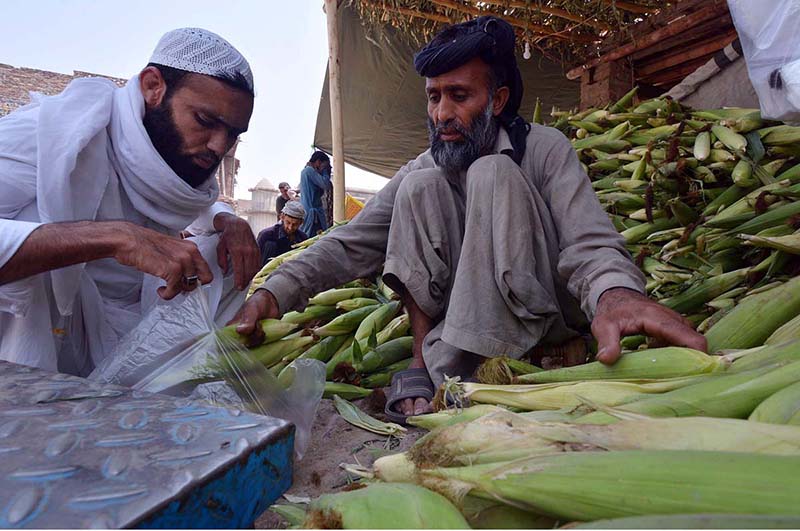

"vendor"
[257, 201, 309, 265]
[232, 17, 706, 423]
[0, 28, 260, 375]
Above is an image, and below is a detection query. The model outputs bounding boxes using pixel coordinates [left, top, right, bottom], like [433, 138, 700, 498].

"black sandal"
[384, 368, 434, 425]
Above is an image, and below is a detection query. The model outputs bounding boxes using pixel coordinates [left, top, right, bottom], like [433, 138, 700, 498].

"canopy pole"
[325, 0, 346, 222]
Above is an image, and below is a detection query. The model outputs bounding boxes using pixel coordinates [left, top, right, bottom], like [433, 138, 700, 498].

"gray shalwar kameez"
[262, 124, 646, 386]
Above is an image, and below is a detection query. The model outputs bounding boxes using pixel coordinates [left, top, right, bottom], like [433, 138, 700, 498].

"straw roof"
[352, 0, 676, 64]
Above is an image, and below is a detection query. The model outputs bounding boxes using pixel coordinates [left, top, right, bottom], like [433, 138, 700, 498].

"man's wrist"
[597, 286, 647, 311]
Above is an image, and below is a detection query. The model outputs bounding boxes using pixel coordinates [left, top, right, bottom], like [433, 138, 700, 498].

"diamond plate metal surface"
[0, 361, 294, 528]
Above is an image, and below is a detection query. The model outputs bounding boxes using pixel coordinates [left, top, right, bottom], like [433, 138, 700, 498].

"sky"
[0, 0, 390, 198]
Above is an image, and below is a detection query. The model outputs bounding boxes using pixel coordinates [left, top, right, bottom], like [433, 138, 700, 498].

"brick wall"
[0, 63, 125, 117]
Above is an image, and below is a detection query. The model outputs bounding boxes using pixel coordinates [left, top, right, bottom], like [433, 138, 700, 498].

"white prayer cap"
[149, 28, 254, 93]
[282, 201, 306, 220]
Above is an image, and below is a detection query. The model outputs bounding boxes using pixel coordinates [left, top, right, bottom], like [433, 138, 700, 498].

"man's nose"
[207, 130, 229, 159]
[435, 97, 456, 125]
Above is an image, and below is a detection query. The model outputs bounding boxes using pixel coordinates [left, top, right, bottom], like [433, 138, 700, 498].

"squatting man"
[232, 16, 706, 423]
[0, 28, 261, 374]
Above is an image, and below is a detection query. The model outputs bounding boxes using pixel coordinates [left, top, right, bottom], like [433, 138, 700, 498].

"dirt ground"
[255, 394, 424, 529]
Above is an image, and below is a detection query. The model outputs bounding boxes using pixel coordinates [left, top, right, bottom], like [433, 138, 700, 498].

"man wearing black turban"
[234, 17, 707, 423]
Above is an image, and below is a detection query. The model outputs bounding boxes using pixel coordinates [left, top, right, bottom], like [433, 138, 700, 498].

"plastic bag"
[90, 286, 325, 459]
[728, 0, 800, 121]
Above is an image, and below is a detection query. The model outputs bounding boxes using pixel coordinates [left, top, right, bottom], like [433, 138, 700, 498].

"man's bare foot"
[396, 396, 432, 417]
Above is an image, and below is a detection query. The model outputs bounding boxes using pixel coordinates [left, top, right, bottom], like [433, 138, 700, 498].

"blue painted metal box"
[0, 360, 294, 528]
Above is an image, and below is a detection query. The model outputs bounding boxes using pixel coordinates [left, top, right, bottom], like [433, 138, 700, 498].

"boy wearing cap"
[257, 201, 308, 266]
[0, 28, 260, 374]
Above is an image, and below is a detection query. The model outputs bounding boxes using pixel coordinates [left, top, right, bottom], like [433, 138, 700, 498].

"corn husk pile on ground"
[261, 94, 800, 529]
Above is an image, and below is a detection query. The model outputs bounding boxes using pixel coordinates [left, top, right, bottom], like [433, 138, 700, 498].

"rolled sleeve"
[185, 201, 235, 236]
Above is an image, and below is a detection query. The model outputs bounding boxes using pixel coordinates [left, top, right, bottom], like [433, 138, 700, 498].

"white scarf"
[35, 75, 219, 317]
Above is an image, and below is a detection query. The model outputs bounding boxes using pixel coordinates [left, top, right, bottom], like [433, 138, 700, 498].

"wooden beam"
[427, 0, 598, 43]
[477, 0, 611, 31]
[378, 3, 453, 24]
[566, 2, 728, 80]
[629, 14, 733, 62]
[639, 54, 715, 86]
[636, 30, 737, 77]
[601, 0, 654, 15]
[325, 0, 346, 223]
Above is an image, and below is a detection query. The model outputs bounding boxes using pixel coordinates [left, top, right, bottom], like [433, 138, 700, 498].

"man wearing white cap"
[0, 28, 260, 375]
[256, 201, 308, 265]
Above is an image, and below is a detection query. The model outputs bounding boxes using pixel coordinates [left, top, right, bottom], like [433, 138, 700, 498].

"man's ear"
[139, 66, 168, 108]
[492, 86, 510, 117]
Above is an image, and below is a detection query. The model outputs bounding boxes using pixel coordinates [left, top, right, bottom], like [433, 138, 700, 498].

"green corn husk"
[353, 301, 401, 341]
[375, 314, 410, 344]
[461, 495, 556, 529]
[575, 514, 800, 529]
[387, 410, 800, 477]
[281, 305, 338, 326]
[360, 358, 412, 388]
[749, 381, 800, 425]
[516, 347, 725, 384]
[579, 358, 800, 424]
[353, 336, 413, 373]
[702, 184, 747, 216]
[269, 503, 307, 527]
[730, 200, 800, 235]
[313, 305, 380, 337]
[335, 297, 379, 312]
[621, 217, 680, 244]
[307, 287, 375, 306]
[705, 276, 800, 353]
[304, 482, 469, 529]
[660, 267, 750, 314]
[740, 231, 800, 254]
[726, 340, 800, 373]
[333, 394, 406, 437]
[217, 319, 298, 347]
[322, 382, 373, 400]
[421, 450, 800, 522]
[408, 404, 506, 431]
[248, 336, 315, 367]
[459, 375, 707, 411]
[476, 356, 542, 384]
[766, 314, 800, 345]
[294, 334, 350, 363]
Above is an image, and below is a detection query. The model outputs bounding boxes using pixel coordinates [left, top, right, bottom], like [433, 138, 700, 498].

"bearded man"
[0, 28, 261, 375]
[233, 17, 706, 423]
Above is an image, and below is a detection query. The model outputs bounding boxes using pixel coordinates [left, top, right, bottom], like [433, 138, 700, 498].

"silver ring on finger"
[182, 275, 199, 287]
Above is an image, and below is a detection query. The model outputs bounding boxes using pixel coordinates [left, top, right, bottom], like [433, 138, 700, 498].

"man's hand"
[592, 287, 708, 364]
[214, 212, 261, 291]
[112, 222, 213, 300]
[227, 289, 280, 347]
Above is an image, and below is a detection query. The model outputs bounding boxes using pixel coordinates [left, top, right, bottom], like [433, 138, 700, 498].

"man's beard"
[143, 100, 220, 188]
[428, 100, 499, 176]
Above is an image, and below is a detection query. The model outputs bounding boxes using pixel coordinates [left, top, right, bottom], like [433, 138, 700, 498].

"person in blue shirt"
[298, 151, 331, 235]
[256, 201, 308, 265]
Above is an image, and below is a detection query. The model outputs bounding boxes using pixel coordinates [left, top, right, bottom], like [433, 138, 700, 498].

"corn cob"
[304, 483, 469, 529]
[353, 301, 401, 341]
[660, 267, 750, 314]
[216, 319, 297, 347]
[268, 504, 306, 527]
[740, 231, 800, 254]
[421, 450, 800, 521]
[532, 97, 542, 124]
[766, 314, 800, 346]
[353, 336, 413, 373]
[280, 305, 338, 325]
[516, 347, 725, 384]
[460, 495, 556, 530]
[730, 200, 800, 235]
[575, 514, 800, 529]
[579, 359, 800, 424]
[313, 304, 379, 337]
[335, 297, 379, 312]
[407, 404, 506, 431]
[248, 336, 315, 367]
[375, 314, 410, 344]
[322, 381, 373, 400]
[459, 375, 706, 411]
[749, 381, 800, 425]
[307, 287, 375, 306]
[293, 334, 350, 364]
[705, 276, 800, 353]
[360, 358, 412, 388]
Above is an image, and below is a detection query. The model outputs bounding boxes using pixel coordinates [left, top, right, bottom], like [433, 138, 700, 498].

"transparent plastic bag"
[89, 287, 325, 459]
[729, 0, 800, 121]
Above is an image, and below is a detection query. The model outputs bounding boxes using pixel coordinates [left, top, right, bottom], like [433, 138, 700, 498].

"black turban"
[414, 16, 530, 164]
